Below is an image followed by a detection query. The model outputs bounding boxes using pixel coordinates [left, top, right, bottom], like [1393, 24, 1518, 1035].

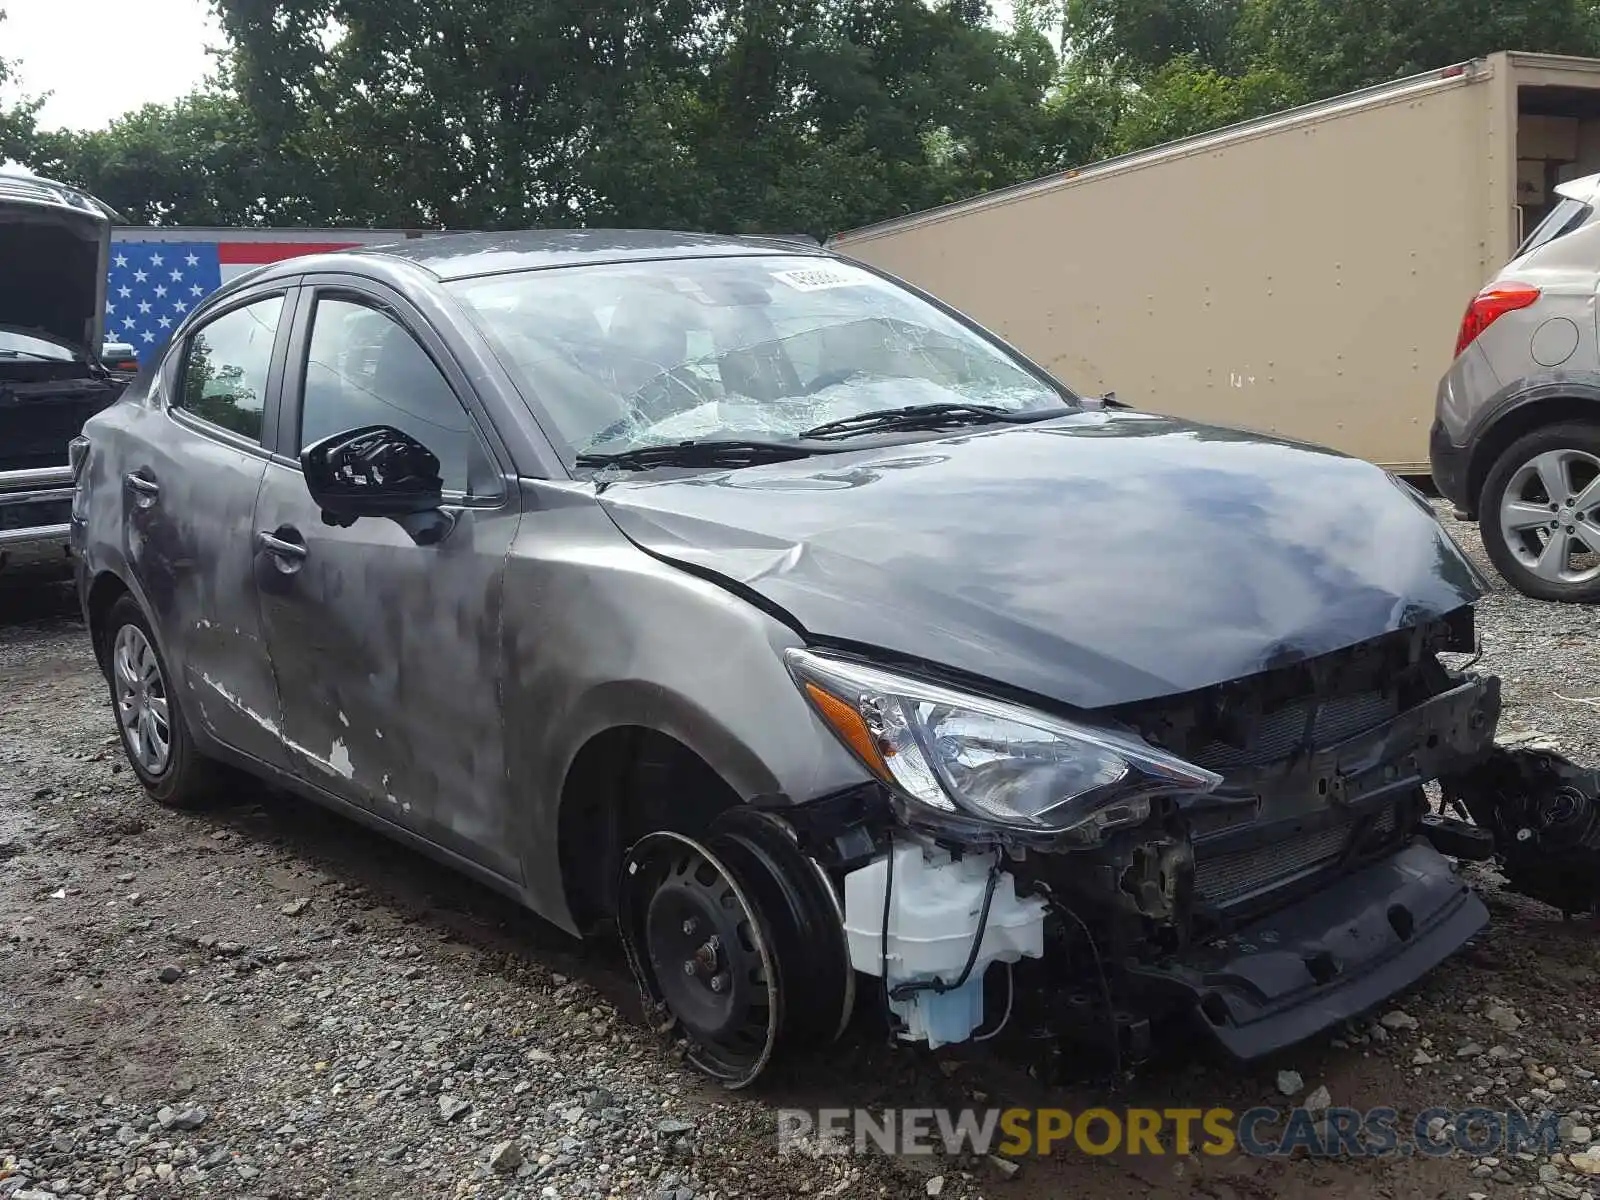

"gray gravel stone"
[1485, 1005, 1523, 1032]
[489, 1139, 523, 1172]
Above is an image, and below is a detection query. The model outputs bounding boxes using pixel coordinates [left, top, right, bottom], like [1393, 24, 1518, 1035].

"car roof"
[252, 228, 827, 284]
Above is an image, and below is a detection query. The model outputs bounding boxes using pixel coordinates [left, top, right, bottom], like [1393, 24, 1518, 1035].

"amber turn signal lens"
[803, 682, 891, 779]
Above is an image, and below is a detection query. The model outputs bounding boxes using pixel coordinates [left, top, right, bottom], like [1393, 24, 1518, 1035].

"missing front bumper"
[1124, 840, 1486, 1060]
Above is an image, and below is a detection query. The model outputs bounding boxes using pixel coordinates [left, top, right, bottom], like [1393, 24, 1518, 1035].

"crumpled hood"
[596, 410, 1487, 709]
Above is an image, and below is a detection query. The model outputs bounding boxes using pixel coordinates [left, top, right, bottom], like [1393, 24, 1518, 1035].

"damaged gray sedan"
[70, 231, 1600, 1087]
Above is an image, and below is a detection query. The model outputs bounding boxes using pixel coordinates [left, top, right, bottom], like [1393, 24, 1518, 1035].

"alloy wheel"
[1497, 447, 1600, 585]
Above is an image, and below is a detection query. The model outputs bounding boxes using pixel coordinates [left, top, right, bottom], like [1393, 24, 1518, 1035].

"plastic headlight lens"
[787, 649, 1220, 837]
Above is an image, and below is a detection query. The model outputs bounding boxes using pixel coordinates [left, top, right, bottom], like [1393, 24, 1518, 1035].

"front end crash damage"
[1443, 746, 1600, 916]
[618, 611, 1600, 1085]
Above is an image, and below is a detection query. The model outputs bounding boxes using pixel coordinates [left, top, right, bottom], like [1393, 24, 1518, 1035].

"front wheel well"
[557, 727, 743, 936]
[1467, 395, 1600, 513]
[84, 572, 132, 673]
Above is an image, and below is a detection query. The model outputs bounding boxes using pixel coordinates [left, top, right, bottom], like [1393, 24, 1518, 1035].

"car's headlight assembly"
[786, 649, 1221, 841]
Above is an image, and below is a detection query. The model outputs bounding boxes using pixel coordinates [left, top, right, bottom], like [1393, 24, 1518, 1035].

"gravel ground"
[3, 505, 1600, 1200]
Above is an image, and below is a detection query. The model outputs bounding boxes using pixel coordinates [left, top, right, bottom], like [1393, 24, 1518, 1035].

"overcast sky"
[3, 0, 222, 131]
[4, 0, 1019, 133]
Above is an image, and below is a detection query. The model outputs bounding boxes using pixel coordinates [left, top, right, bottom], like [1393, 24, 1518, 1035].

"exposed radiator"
[1193, 690, 1399, 770]
[1193, 804, 1398, 906]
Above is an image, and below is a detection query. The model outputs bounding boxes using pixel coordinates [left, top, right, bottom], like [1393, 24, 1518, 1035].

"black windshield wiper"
[576, 439, 818, 472]
[797, 402, 1064, 440]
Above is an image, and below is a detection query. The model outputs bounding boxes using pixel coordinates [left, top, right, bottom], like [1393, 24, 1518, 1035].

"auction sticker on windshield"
[772, 264, 871, 292]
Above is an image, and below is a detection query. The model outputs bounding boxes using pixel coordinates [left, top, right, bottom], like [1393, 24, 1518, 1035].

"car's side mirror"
[301, 425, 446, 534]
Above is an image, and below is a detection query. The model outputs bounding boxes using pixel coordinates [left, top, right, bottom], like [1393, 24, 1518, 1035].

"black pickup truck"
[0, 171, 127, 576]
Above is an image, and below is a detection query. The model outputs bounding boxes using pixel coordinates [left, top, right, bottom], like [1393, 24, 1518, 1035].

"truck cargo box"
[829, 52, 1600, 472]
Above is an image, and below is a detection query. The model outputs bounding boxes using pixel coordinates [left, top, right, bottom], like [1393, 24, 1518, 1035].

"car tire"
[1479, 421, 1600, 603]
[102, 595, 223, 808]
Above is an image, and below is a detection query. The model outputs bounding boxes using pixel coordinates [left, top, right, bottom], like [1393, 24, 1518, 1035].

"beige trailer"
[827, 52, 1600, 472]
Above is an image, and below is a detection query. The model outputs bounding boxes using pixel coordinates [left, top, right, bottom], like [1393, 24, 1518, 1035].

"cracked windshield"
[448, 255, 1072, 459]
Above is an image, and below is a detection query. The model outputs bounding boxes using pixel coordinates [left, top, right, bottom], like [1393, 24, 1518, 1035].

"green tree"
[203, 0, 1092, 237]
[12, 0, 1109, 234]
[1241, 0, 1600, 98]
[215, 0, 711, 227]
[46, 86, 330, 225]
[1066, 0, 1248, 73]
[1058, 0, 1600, 161]
[1108, 54, 1302, 152]
[595, 0, 1097, 234]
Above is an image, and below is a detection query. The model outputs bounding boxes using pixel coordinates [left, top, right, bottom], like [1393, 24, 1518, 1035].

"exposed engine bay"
[1, 368, 123, 474]
[618, 609, 1600, 1087]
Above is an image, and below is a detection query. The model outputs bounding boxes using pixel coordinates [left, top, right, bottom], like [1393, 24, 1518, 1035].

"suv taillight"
[1456, 283, 1540, 357]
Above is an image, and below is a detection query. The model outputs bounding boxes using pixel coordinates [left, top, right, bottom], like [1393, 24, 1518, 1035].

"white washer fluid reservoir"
[842, 839, 1047, 1048]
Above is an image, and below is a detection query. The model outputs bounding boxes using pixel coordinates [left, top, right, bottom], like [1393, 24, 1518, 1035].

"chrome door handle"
[257, 530, 308, 561]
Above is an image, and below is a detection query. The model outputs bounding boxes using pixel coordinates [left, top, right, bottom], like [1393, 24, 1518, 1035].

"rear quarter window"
[1516, 196, 1594, 261]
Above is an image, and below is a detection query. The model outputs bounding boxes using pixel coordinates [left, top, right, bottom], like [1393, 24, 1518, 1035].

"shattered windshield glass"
[447, 255, 1073, 459]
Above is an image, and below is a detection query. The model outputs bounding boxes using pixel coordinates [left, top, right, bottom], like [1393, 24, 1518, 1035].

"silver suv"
[1432, 171, 1600, 601]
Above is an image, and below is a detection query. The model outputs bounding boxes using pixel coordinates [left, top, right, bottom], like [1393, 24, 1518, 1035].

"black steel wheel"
[620, 832, 782, 1088]
[706, 807, 855, 1045]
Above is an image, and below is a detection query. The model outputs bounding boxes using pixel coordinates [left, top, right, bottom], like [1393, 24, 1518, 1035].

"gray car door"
[124, 283, 298, 768]
[252, 278, 523, 882]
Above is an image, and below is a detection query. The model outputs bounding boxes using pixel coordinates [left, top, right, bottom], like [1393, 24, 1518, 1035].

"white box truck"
[827, 51, 1600, 473]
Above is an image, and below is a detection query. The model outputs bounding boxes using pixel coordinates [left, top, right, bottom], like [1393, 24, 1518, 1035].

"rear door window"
[175, 296, 285, 442]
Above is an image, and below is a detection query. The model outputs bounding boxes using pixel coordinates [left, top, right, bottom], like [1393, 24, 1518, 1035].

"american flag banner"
[106, 243, 221, 357]
[107, 238, 374, 361]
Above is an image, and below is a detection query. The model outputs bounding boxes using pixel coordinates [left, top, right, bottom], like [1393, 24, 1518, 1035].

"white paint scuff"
[328, 739, 354, 779]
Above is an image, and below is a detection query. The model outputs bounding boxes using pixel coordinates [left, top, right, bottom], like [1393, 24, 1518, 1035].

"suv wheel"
[103, 595, 221, 807]
[1479, 422, 1600, 602]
